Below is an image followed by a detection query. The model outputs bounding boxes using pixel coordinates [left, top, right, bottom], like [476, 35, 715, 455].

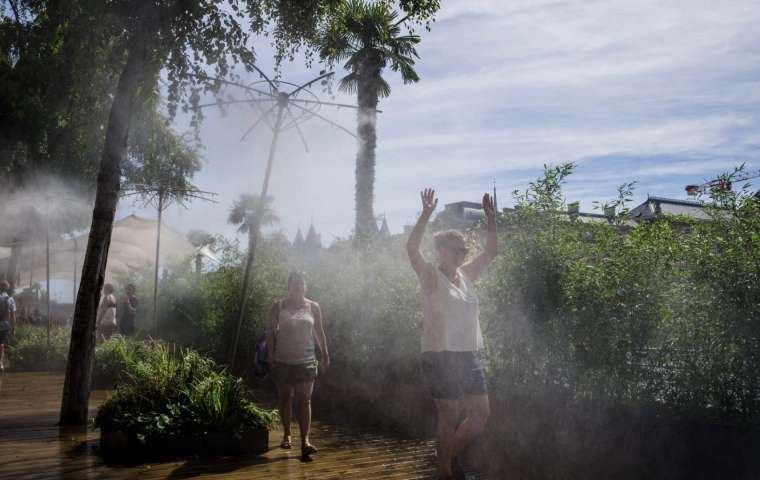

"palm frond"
[377, 77, 392, 99]
[316, 0, 421, 99]
[338, 72, 360, 95]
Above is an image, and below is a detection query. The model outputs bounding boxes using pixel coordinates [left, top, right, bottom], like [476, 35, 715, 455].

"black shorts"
[120, 320, 135, 336]
[421, 351, 488, 400]
[0, 328, 8, 345]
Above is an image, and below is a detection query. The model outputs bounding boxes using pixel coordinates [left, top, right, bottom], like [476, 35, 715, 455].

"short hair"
[103, 283, 115, 294]
[126, 284, 136, 291]
[0, 279, 8, 291]
[433, 230, 465, 251]
[287, 271, 306, 288]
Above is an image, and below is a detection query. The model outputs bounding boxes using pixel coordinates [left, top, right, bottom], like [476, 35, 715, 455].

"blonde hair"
[433, 230, 465, 251]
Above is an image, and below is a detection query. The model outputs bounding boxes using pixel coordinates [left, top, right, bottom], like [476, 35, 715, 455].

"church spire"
[293, 222, 304, 250]
[493, 178, 498, 212]
[379, 215, 390, 238]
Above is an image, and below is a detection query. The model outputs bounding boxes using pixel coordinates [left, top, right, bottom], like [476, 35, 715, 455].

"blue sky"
[120, 0, 760, 246]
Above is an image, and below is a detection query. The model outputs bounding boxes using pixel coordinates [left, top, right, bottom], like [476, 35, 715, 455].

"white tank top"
[102, 307, 117, 326]
[272, 300, 316, 365]
[421, 267, 483, 352]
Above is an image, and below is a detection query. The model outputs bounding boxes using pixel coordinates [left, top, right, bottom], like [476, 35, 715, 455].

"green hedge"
[6, 324, 70, 371]
[479, 164, 760, 425]
[7, 325, 151, 385]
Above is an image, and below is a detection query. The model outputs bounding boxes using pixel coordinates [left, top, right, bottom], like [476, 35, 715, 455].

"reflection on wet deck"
[0, 372, 487, 479]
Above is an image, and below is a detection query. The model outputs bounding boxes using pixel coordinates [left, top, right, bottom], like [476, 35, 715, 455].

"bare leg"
[0, 343, 4, 369]
[295, 381, 315, 447]
[452, 394, 490, 458]
[434, 398, 460, 478]
[277, 383, 295, 445]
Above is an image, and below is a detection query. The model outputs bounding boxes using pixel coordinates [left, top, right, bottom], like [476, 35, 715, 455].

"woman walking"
[407, 188, 497, 480]
[266, 271, 330, 457]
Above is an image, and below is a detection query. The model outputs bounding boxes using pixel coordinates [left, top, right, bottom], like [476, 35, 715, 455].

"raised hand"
[482, 193, 496, 220]
[421, 188, 438, 217]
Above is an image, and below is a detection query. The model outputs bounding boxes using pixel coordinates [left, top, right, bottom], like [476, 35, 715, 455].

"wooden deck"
[0, 372, 487, 479]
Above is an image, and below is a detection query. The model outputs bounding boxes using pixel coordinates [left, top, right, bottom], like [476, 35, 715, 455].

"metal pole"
[152, 188, 164, 338]
[228, 94, 287, 369]
[28, 243, 34, 317]
[46, 196, 50, 348]
[73, 257, 76, 305]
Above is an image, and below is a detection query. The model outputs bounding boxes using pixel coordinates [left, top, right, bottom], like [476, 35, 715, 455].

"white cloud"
[120, 0, 760, 241]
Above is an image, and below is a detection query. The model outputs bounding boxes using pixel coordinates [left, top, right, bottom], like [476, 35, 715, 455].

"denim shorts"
[271, 360, 318, 385]
[421, 351, 488, 400]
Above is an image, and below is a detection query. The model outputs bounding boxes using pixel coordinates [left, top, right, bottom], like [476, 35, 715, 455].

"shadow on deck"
[0, 372, 488, 479]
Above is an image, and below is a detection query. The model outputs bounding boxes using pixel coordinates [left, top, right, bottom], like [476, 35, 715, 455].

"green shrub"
[111, 235, 291, 360]
[93, 343, 277, 441]
[92, 335, 152, 387]
[6, 324, 70, 371]
[480, 164, 760, 425]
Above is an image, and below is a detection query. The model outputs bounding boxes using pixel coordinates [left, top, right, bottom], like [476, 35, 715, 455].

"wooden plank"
[0, 372, 488, 479]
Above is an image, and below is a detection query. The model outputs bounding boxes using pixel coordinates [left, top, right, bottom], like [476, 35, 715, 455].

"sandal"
[280, 437, 292, 449]
[301, 444, 318, 456]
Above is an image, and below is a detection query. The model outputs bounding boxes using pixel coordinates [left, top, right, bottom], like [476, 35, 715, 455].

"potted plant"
[93, 343, 277, 461]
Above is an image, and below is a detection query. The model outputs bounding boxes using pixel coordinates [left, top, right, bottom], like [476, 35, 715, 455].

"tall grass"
[92, 335, 152, 387]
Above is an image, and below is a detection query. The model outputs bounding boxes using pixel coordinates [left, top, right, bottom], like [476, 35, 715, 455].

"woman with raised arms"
[406, 188, 497, 480]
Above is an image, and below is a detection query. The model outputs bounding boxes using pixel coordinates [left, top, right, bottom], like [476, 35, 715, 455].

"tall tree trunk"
[354, 60, 381, 244]
[59, 1, 159, 426]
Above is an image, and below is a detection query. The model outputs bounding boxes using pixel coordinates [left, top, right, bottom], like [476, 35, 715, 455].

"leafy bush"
[480, 164, 760, 425]
[6, 324, 70, 371]
[93, 343, 277, 441]
[111, 235, 291, 361]
[92, 335, 152, 387]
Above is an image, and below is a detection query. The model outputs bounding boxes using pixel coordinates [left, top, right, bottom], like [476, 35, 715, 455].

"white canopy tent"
[1, 214, 217, 289]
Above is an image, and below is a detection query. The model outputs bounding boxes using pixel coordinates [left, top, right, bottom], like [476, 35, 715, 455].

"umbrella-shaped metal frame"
[193, 66, 366, 369]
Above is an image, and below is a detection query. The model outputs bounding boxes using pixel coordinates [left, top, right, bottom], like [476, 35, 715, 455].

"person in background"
[266, 271, 330, 457]
[120, 284, 139, 336]
[407, 188, 497, 480]
[0, 280, 17, 373]
[96, 283, 118, 343]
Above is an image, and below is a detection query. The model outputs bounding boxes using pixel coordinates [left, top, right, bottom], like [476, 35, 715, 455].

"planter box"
[100, 428, 269, 462]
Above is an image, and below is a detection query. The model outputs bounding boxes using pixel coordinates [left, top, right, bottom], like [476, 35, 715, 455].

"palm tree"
[227, 193, 280, 245]
[185, 229, 215, 275]
[319, 1, 420, 242]
[226, 193, 279, 366]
